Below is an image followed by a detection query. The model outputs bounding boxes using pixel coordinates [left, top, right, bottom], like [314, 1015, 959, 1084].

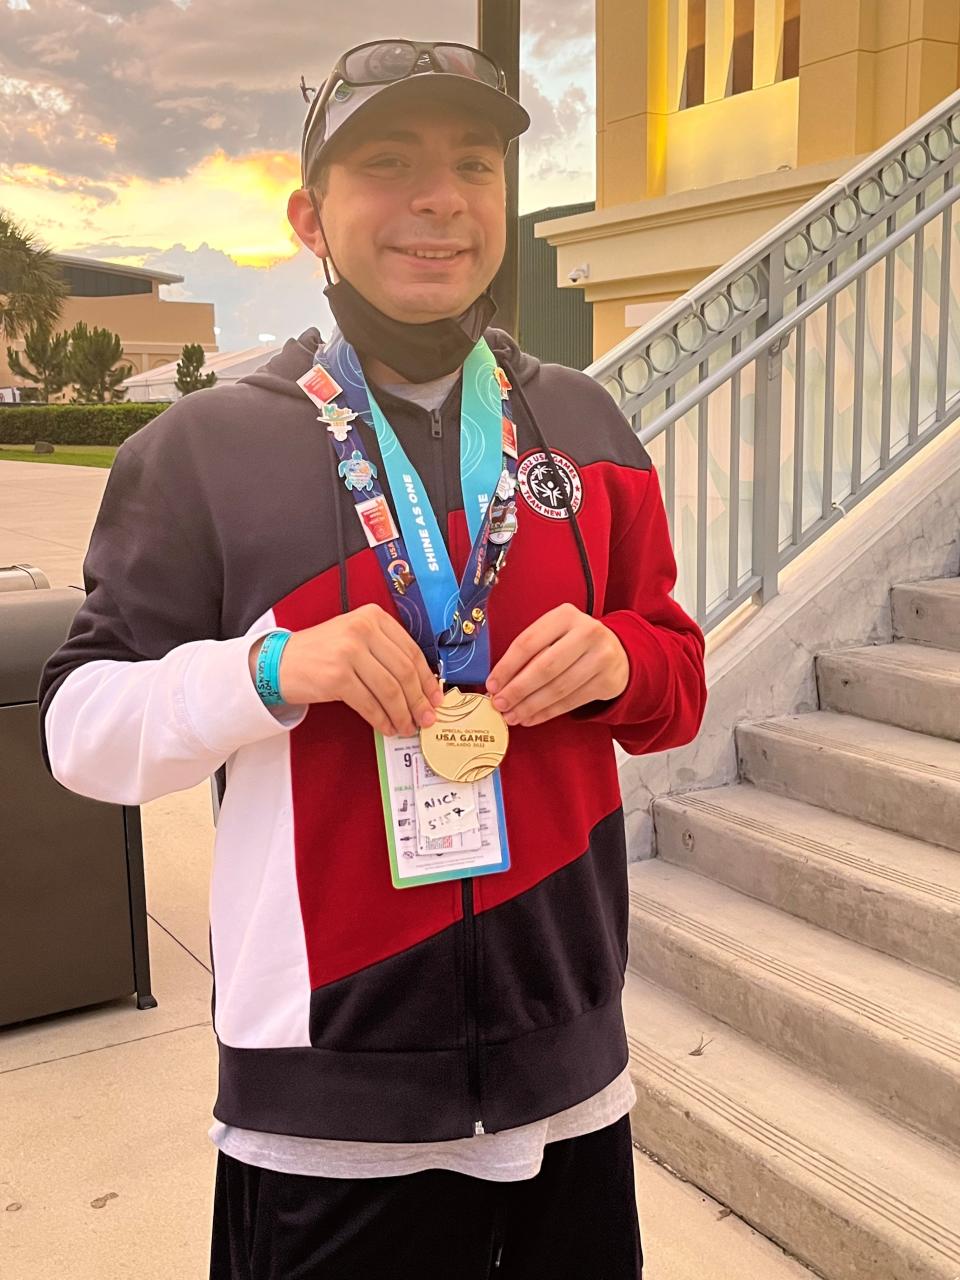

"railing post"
[752, 241, 786, 606]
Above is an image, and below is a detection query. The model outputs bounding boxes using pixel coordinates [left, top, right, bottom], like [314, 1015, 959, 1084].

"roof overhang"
[51, 252, 184, 286]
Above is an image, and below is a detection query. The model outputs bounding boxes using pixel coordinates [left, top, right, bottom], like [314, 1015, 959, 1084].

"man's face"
[291, 104, 507, 324]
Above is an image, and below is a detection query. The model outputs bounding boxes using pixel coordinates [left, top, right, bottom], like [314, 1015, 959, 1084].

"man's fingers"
[376, 612, 444, 708]
[355, 652, 418, 736]
[486, 606, 578, 694]
[368, 631, 440, 728]
[517, 684, 600, 727]
[339, 672, 399, 737]
[501, 653, 599, 725]
[491, 628, 592, 713]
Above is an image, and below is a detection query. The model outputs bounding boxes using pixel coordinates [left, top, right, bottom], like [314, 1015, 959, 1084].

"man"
[38, 38, 707, 1280]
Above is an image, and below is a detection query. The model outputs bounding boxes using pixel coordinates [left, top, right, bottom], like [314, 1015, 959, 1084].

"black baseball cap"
[300, 39, 530, 186]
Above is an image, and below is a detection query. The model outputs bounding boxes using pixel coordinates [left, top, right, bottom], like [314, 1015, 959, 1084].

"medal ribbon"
[301, 331, 520, 685]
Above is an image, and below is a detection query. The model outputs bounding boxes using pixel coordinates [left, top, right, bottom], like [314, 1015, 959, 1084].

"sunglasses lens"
[344, 41, 418, 84]
[432, 45, 500, 87]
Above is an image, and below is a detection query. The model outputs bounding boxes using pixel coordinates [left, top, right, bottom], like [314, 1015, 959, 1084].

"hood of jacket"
[236, 326, 541, 401]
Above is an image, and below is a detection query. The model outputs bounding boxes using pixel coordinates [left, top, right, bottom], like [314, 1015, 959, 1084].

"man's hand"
[486, 603, 629, 727]
[248, 604, 444, 737]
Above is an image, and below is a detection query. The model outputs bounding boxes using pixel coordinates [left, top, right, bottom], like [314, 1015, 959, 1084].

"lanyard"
[298, 331, 520, 686]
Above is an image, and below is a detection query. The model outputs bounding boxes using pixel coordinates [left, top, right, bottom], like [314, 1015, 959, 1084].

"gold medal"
[420, 687, 509, 783]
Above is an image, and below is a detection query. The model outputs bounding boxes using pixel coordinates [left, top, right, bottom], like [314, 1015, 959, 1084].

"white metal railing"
[588, 89, 960, 632]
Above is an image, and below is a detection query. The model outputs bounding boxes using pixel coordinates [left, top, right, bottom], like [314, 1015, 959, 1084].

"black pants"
[209, 1114, 644, 1279]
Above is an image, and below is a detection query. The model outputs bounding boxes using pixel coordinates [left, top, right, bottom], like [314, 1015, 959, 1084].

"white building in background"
[119, 343, 284, 402]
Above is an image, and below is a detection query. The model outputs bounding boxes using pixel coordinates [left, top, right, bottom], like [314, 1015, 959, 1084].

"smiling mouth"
[392, 248, 467, 261]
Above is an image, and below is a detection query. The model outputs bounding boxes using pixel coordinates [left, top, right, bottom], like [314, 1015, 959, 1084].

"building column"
[753, 0, 786, 88]
[704, 0, 735, 101]
[904, 0, 960, 122]
[597, 0, 671, 206]
[798, 0, 960, 166]
[665, 0, 688, 112]
[796, 0, 875, 164]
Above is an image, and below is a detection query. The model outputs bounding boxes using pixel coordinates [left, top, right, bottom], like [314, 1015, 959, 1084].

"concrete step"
[627, 859, 960, 1152]
[630, 1145, 818, 1279]
[623, 971, 960, 1280]
[816, 640, 960, 740]
[653, 781, 960, 984]
[892, 576, 960, 650]
[736, 710, 960, 854]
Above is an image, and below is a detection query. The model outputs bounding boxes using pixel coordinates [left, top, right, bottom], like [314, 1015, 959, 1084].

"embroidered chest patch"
[517, 450, 584, 520]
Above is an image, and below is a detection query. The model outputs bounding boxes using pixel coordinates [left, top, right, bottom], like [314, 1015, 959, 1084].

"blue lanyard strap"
[298, 332, 520, 686]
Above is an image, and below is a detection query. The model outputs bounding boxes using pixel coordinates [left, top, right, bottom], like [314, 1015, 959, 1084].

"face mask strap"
[306, 185, 336, 288]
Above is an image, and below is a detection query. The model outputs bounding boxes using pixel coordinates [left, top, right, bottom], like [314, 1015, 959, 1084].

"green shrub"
[0, 402, 171, 445]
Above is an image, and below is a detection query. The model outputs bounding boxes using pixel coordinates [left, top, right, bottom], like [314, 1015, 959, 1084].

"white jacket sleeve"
[38, 426, 308, 807]
[44, 633, 308, 806]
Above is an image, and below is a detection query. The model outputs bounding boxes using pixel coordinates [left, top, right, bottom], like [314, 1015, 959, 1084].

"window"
[731, 0, 755, 96]
[682, 0, 706, 109]
[782, 0, 800, 80]
[58, 265, 151, 298]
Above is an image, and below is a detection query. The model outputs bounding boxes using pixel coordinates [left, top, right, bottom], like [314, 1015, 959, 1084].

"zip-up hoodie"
[38, 326, 707, 1143]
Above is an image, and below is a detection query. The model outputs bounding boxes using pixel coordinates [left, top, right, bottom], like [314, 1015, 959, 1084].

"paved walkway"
[0, 461, 815, 1279]
[0, 460, 109, 588]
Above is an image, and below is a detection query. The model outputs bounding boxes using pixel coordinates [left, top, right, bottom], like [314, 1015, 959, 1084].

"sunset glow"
[0, 149, 304, 269]
[0, 0, 595, 348]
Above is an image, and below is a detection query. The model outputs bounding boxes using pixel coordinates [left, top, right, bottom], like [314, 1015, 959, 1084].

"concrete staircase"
[625, 577, 960, 1280]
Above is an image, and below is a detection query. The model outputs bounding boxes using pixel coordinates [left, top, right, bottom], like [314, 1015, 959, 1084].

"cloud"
[516, 1, 595, 211]
[1, 1, 595, 194]
[521, 0, 593, 64]
[69, 239, 164, 258]
[0, 0, 476, 185]
[517, 68, 593, 212]
[6, 165, 120, 205]
[0, 1, 597, 342]
[520, 72, 590, 153]
[70, 238, 336, 353]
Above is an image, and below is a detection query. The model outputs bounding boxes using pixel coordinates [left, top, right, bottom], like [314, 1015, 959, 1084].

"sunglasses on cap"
[300, 40, 508, 183]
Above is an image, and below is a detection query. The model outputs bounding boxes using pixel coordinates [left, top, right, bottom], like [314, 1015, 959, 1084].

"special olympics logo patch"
[517, 451, 584, 520]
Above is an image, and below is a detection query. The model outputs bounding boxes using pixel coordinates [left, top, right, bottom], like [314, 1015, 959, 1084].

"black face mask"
[323, 274, 498, 383]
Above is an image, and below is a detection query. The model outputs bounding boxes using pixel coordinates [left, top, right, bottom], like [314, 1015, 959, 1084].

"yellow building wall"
[665, 77, 799, 190]
[546, 0, 960, 361]
[797, 0, 960, 165]
[1, 288, 216, 399]
[593, 297, 651, 359]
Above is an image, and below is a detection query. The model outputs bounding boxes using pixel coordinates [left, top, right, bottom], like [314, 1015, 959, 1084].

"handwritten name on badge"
[415, 783, 478, 838]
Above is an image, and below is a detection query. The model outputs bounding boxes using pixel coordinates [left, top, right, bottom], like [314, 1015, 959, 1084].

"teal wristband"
[254, 630, 292, 706]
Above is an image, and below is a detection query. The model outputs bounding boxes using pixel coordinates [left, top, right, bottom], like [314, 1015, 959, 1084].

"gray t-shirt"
[376, 369, 461, 410]
[208, 367, 636, 1178]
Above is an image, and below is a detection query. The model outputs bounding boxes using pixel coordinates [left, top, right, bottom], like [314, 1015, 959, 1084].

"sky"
[0, 0, 595, 351]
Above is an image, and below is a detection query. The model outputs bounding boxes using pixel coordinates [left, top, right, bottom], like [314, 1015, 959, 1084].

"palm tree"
[0, 209, 68, 346]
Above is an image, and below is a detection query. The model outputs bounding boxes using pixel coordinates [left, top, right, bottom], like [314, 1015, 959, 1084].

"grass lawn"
[0, 444, 118, 468]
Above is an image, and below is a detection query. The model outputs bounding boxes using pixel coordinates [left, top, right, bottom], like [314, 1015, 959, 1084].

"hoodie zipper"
[463, 879, 484, 1134]
[432, 403, 484, 1136]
